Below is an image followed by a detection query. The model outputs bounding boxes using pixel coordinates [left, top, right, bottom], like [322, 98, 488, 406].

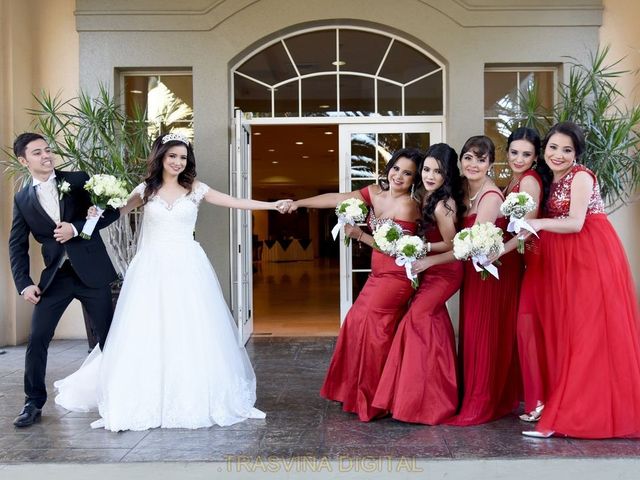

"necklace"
[467, 177, 487, 206]
[504, 175, 521, 195]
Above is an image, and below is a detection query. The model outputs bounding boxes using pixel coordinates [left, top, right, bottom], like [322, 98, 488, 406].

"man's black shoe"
[13, 404, 42, 427]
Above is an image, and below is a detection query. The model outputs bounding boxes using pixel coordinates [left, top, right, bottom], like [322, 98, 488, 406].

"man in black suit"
[8, 132, 121, 427]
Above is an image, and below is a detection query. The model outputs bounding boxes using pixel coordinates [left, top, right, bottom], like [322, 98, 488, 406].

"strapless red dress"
[320, 187, 417, 421]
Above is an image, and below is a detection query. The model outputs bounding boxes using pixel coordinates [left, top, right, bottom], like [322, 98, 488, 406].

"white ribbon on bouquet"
[331, 216, 356, 241]
[395, 254, 419, 287]
[472, 254, 500, 280]
[507, 217, 538, 238]
[80, 206, 104, 240]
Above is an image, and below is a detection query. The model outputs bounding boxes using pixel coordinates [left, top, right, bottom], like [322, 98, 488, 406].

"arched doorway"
[230, 26, 445, 339]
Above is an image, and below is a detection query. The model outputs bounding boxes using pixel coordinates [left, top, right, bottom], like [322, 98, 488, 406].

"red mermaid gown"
[372, 225, 463, 424]
[320, 187, 417, 421]
[447, 191, 523, 425]
[535, 165, 640, 438]
[509, 171, 548, 414]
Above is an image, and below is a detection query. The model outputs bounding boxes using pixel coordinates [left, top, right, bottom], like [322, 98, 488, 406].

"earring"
[532, 160, 538, 169]
[410, 184, 415, 197]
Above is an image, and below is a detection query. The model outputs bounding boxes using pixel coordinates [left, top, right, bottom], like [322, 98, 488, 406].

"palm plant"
[2, 84, 151, 277]
[499, 46, 640, 213]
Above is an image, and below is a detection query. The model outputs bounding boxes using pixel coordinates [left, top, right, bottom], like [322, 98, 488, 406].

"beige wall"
[600, 0, 640, 293]
[0, 0, 84, 346]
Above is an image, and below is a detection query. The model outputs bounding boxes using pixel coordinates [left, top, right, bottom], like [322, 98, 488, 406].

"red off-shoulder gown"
[447, 190, 523, 426]
[372, 224, 463, 424]
[320, 186, 417, 421]
[535, 165, 640, 438]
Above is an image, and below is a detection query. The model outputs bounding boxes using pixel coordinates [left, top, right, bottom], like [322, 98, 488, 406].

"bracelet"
[357, 231, 364, 242]
[427, 242, 432, 253]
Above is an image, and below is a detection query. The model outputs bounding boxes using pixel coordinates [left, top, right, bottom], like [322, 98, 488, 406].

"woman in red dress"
[499, 127, 550, 423]
[522, 122, 640, 439]
[289, 148, 423, 421]
[447, 136, 522, 426]
[373, 143, 465, 424]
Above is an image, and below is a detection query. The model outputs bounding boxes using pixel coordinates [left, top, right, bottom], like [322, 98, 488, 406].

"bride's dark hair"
[143, 134, 197, 204]
[418, 143, 465, 234]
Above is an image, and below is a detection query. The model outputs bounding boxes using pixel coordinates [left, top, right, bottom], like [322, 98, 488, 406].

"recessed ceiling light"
[130, 90, 143, 94]
[319, 104, 330, 109]
[268, 148, 275, 152]
[328, 149, 335, 153]
[272, 161, 279, 164]
[331, 60, 346, 66]
[254, 132, 262, 136]
[324, 131, 333, 135]
[295, 141, 304, 145]
[302, 155, 309, 159]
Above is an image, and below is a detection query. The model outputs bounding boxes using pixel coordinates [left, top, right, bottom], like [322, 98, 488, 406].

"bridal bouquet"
[394, 235, 427, 288]
[332, 198, 368, 246]
[80, 174, 129, 239]
[500, 192, 538, 253]
[372, 220, 404, 254]
[453, 222, 504, 280]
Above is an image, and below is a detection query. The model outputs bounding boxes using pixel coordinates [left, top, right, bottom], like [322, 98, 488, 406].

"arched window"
[233, 27, 444, 118]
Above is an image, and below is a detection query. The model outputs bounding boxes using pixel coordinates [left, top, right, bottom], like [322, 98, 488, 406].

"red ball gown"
[509, 171, 548, 414]
[535, 165, 640, 438]
[320, 187, 417, 421]
[372, 225, 463, 424]
[447, 191, 523, 426]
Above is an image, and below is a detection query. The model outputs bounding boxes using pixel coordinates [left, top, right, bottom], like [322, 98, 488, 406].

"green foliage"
[2, 83, 149, 190]
[503, 46, 640, 212]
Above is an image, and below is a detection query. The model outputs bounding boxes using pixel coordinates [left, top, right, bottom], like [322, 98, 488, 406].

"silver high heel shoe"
[519, 402, 544, 422]
[522, 429, 554, 438]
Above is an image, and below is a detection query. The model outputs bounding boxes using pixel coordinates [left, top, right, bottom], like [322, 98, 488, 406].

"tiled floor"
[1, 338, 640, 464]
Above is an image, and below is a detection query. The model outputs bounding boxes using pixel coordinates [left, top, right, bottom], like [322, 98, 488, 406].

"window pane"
[124, 76, 149, 118]
[350, 133, 376, 178]
[285, 30, 336, 75]
[351, 179, 377, 191]
[377, 133, 403, 174]
[404, 72, 443, 115]
[485, 71, 517, 117]
[521, 71, 555, 113]
[235, 74, 271, 117]
[405, 132, 430, 151]
[302, 76, 336, 117]
[484, 119, 511, 185]
[339, 29, 390, 75]
[352, 240, 373, 270]
[377, 80, 401, 116]
[236, 41, 297, 86]
[274, 81, 298, 117]
[339, 75, 374, 116]
[352, 271, 370, 302]
[379, 41, 440, 84]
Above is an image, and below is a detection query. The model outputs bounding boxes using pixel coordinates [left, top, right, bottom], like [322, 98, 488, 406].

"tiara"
[161, 133, 190, 145]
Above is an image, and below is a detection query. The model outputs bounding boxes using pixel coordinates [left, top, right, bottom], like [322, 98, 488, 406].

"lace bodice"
[546, 165, 605, 219]
[133, 182, 210, 245]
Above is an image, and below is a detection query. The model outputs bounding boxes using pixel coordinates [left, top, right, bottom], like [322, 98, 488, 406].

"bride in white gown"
[54, 133, 287, 431]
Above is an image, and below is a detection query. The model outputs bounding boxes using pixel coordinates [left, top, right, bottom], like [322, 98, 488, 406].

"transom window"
[233, 27, 444, 118]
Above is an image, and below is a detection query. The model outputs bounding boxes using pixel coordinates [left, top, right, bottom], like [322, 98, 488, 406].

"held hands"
[275, 200, 298, 214]
[22, 285, 41, 305]
[53, 222, 75, 243]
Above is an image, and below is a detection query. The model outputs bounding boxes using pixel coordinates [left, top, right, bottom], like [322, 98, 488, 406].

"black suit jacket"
[9, 170, 121, 294]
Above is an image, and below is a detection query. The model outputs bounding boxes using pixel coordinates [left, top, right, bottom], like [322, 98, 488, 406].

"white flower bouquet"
[332, 198, 368, 246]
[394, 235, 427, 288]
[80, 174, 129, 239]
[453, 222, 505, 280]
[500, 192, 538, 253]
[372, 220, 404, 254]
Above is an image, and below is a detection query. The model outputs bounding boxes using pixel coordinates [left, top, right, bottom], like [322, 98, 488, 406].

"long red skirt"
[373, 261, 463, 424]
[536, 214, 640, 438]
[320, 251, 413, 421]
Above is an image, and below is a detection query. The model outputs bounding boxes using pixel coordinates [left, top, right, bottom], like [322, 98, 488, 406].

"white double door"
[230, 113, 442, 343]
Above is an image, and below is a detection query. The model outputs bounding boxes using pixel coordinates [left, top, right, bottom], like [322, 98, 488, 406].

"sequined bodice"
[367, 211, 417, 235]
[546, 165, 605, 219]
[134, 182, 209, 245]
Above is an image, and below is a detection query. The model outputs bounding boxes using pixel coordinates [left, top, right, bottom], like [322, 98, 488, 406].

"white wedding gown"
[54, 182, 265, 431]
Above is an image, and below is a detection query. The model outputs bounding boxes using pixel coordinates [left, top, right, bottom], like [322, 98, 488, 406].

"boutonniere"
[57, 180, 71, 199]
